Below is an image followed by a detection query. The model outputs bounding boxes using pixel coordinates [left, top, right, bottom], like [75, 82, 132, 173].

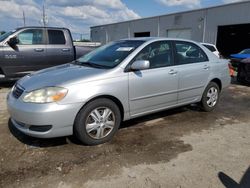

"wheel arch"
[76, 95, 125, 122]
[209, 78, 222, 91]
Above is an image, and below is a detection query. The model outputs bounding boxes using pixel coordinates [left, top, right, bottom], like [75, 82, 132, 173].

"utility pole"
[42, 4, 46, 26]
[41, 0, 48, 27]
[23, 10, 26, 26]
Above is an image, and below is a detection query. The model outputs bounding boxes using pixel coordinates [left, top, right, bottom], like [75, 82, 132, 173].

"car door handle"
[34, 48, 44, 52]
[168, 69, 178, 75]
[62, 48, 70, 52]
[203, 65, 210, 70]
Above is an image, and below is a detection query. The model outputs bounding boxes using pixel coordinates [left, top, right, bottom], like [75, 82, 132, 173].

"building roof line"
[90, 1, 250, 28]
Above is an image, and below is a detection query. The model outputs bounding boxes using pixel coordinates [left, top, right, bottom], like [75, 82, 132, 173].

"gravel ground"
[0, 83, 249, 188]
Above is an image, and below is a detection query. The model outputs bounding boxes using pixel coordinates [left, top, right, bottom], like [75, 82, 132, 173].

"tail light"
[228, 63, 234, 77]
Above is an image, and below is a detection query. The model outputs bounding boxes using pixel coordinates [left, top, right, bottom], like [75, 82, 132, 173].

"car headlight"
[23, 87, 68, 103]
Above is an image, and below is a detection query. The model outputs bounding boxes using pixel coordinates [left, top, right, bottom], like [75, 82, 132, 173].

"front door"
[128, 41, 178, 117]
[2, 28, 46, 78]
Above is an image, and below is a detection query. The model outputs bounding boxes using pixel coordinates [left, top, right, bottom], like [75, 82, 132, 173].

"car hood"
[17, 63, 107, 91]
[230, 54, 250, 59]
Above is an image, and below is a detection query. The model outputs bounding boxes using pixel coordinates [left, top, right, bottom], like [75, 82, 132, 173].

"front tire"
[200, 82, 220, 112]
[74, 98, 121, 145]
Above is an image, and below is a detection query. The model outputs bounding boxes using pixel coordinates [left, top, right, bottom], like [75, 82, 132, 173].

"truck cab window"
[48, 30, 66, 44]
[17, 29, 44, 45]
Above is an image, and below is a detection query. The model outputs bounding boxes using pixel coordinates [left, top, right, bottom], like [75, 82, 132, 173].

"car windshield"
[239, 49, 250, 54]
[0, 30, 16, 42]
[77, 40, 144, 69]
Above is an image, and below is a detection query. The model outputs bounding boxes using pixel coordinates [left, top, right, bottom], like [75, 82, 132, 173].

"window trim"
[173, 41, 209, 66]
[125, 40, 175, 72]
[16, 29, 46, 45]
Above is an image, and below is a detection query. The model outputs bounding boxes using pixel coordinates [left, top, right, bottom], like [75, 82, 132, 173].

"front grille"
[12, 84, 24, 99]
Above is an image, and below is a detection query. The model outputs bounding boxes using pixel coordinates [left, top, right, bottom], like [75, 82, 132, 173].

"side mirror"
[131, 60, 150, 71]
[7, 37, 19, 47]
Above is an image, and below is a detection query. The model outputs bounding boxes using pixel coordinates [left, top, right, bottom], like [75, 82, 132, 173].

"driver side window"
[17, 29, 45, 45]
[134, 41, 173, 69]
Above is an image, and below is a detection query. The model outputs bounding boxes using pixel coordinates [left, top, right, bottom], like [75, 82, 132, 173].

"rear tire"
[200, 82, 220, 112]
[74, 98, 121, 145]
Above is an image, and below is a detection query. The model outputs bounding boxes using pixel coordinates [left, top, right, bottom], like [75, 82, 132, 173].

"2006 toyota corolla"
[7, 38, 230, 145]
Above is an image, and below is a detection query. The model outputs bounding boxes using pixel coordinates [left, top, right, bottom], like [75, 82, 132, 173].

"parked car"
[7, 38, 230, 145]
[230, 48, 250, 82]
[0, 27, 93, 81]
[230, 48, 250, 59]
[237, 58, 250, 84]
[201, 43, 220, 58]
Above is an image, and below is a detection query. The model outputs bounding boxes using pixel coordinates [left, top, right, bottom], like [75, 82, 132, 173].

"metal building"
[90, 1, 250, 57]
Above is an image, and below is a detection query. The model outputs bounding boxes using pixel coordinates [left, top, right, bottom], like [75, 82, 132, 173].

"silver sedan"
[7, 38, 230, 145]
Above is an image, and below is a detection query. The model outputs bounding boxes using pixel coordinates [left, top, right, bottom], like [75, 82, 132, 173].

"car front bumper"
[7, 92, 84, 138]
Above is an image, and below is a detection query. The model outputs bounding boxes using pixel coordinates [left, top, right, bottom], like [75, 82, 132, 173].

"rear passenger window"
[133, 41, 173, 69]
[175, 42, 208, 65]
[48, 30, 66, 44]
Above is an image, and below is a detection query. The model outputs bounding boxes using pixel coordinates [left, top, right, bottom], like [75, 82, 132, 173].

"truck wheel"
[200, 82, 220, 112]
[74, 98, 121, 145]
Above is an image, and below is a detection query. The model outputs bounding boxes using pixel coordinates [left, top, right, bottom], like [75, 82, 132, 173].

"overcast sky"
[0, 0, 246, 39]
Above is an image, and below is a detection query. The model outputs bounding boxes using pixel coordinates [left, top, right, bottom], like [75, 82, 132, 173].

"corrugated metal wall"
[158, 10, 205, 42]
[91, 1, 250, 45]
[205, 2, 250, 44]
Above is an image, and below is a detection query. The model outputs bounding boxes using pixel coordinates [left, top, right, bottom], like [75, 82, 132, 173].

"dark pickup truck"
[0, 27, 93, 81]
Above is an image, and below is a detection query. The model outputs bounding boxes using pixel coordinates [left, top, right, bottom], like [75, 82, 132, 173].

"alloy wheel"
[85, 107, 115, 139]
[206, 87, 218, 107]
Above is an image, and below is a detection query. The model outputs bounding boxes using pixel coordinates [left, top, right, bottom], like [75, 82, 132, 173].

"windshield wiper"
[74, 61, 110, 69]
[71, 60, 81, 65]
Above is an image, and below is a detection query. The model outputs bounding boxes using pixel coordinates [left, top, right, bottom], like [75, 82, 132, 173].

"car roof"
[201, 42, 216, 47]
[15, 26, 69, 30]
[120, 37, 199, 44]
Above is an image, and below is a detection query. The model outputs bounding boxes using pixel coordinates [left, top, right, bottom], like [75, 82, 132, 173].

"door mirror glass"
[7, 37, 19, 47]
[131, 60, 150, 71]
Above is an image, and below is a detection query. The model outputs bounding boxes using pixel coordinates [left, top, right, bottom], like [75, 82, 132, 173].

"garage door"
[217, 23, 250, 57]
[167, 29, 192, 39]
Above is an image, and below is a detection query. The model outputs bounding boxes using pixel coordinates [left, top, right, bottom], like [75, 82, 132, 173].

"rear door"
[2, 28, 46, 78]
[128, 41, 178, 117]
[46, 29, 74, 67]
[173, 41, 210, 104]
